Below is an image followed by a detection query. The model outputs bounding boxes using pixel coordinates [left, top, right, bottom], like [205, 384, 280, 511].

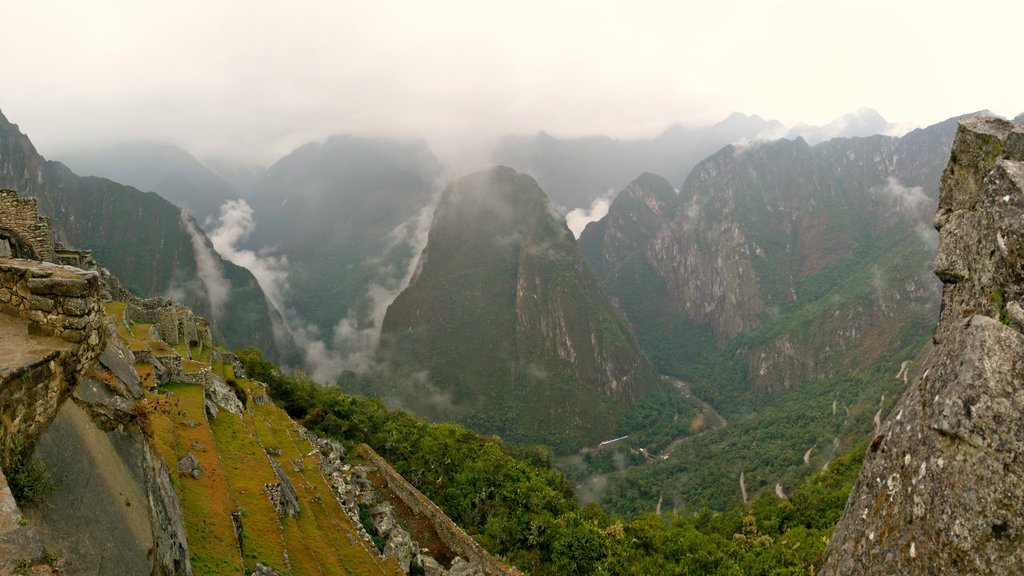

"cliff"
[820, 116, 1024, 574]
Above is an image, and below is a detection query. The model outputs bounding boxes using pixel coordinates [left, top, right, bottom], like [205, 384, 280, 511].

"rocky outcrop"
[205, 375, 245, 419]
[820, 116, 1024, 574]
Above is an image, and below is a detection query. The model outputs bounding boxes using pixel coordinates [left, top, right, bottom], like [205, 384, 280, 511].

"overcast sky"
[5, 0, 1021, 165]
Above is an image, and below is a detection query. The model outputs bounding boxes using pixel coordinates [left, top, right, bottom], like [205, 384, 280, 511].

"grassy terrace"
[212, 362, 399, 575]
[182, 358, 208, 374]
[104, 298, 398, 575]
[147, 382, 244, 574]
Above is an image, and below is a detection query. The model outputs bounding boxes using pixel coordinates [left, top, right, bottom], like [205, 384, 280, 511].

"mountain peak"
[378, 166, 659, 450]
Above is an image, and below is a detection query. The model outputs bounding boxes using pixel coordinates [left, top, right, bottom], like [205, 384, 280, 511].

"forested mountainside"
[0, 110, 289, 360]
[579, 114, 971, 513]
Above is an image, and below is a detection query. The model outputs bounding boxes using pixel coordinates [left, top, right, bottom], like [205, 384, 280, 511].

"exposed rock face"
[380, 166, 661, 450]
[266, 461, 300, 518]
[821, 116, 1024, 574]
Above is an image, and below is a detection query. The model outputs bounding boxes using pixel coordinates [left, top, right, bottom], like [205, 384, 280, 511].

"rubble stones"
[176, 453, 202, 479]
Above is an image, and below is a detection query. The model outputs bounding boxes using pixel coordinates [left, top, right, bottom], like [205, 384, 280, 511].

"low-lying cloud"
[565, 190, 615, 238]
[180, 209, 230, 323]
[207, 199, 290, 309]
[330, 184, 441, 374]
[206, 189, 441, 384]
[206, 199, 345, 382]
[874, 177, 938, 251]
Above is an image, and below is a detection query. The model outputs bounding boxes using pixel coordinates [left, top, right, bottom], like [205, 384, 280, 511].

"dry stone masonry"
[821, 116, 1024, 574]
[0, 258, 105, 456]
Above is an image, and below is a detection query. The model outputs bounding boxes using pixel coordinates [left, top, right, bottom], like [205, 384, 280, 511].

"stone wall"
[0, 190, 56, 263]
[0, 258, 106, 457]
[362, 445, 523, 576]
[126, 298, 179, 345]
[0, 259, 105, 348]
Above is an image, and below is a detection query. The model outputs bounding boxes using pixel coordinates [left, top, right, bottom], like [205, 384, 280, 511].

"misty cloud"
[331, 187, 440, 374]
[204, 184, 441, 383]
[7, 2, 1021, 169]
[180, 209, 230, 323]
[205, 198, 343, 382]
[565, 190, 615, 238]
[208, 199, 290, 309]
[874, 177, 938, 251]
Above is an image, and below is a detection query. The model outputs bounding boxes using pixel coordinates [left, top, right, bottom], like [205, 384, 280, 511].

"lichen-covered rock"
[266, 461, 300, 518]
[419, 555, 448, 576]
[821, 116, 1024, 575]
[250, 563, 286, 576]
[177, 452, 202, 479]
[145, 444, 192, 575]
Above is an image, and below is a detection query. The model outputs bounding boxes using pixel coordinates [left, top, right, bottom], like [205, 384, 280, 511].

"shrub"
[4, 434, 58, 506]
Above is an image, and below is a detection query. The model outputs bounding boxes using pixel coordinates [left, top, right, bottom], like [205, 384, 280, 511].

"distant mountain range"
[493, 108, 901, 210]
[61, 141, 237, 227]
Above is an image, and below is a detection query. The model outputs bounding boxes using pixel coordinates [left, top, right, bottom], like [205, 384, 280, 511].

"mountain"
[0, 109, 289, 360]
[822, 116, 1024, 574]
[60, 141, 238, 227]
[785, 107, 896, 144]
[201, 156, 265, 195]
[376, 166, 670, 451]
[242, 135, 442, 364]
[584, 114, 976, 512]
[493, 113, 782, 209]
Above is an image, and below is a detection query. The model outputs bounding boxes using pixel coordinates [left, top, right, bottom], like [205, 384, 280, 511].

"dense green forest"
[238, 348, 864, 575]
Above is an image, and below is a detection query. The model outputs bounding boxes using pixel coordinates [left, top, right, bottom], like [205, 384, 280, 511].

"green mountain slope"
[377, 166, 671, 451]
[0, 109, 289, 360]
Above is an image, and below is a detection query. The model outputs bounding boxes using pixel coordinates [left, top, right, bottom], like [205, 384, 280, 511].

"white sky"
[5, 0, 1021, 165]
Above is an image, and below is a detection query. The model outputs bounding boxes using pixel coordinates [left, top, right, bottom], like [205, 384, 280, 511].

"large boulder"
[821, 116, 1024, 574]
